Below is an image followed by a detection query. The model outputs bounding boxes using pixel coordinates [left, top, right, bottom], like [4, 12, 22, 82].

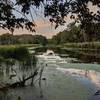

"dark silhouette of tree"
[0, 0, 100, 32]
[0, 0, 44, 32]
[45, 0, 100, 29]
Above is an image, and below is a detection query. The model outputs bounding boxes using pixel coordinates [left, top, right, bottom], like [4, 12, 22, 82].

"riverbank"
[34, 44, 100, 63]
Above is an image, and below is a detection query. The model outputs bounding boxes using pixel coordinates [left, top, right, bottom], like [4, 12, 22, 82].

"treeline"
[50, 23, 100, 44]
[0, 33, 48, 46]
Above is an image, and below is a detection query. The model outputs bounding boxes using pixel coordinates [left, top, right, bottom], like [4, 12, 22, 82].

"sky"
[0, 2, 98, 39]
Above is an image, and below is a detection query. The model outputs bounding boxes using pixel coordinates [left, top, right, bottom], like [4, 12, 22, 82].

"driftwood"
[0, 64, 45, 95]
[10, 70, 38, 88]
[0, 70, 38, 92]
[0, 83, 10, 93]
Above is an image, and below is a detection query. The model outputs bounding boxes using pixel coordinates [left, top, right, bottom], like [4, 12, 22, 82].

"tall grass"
[0, 47, 30, 61]
[0, 46, 38, 86]
[63, 41, 100, 50]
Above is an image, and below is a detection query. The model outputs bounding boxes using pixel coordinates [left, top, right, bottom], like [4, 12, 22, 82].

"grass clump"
[0, 46, 30, 61]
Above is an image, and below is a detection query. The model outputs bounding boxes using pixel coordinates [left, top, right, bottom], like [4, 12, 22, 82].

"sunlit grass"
[63, 41, 100, 49]
[0, 46, 31, 62]
[0, 44, 40, 48]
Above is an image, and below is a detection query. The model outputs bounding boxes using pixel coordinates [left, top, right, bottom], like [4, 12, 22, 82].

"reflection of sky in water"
[90, 95, 100, 100]
[0, 53, 100, 100]
[74, 76, 97, 93]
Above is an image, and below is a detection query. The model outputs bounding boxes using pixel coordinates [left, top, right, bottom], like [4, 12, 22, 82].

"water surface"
[0, 51, 100, 100]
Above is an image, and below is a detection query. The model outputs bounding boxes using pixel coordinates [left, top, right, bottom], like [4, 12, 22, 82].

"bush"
[0, 46, 30, 62]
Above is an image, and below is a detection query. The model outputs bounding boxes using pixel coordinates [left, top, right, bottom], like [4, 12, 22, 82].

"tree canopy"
[51, 22, 100, 44]
[0, 33, 48, 45]
[0, 0, 100, 32]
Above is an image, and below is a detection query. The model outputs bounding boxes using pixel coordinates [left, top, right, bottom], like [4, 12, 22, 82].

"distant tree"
[32, 35, 48, 46]
[0, 34, 48, 45]
[51, 23, 100, 44]
[15, 34, 34, 44]
[51, 35, 61, 45]
[0, 33, 13, 45]
[68, 24, 84, 42]
[83, 23, 100, 41]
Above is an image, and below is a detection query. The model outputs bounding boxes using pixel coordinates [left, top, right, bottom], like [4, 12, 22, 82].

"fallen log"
[0, 83, 9, 93]
[10, 70, 38, 88]
[0, 70, 38, 91]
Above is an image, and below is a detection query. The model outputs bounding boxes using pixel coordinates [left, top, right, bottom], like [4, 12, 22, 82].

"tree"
[0, 33, 13, 44]
[0, 34, 48, 45]
[51, 22, 100, 44]
[0, 0, 43, 32]
[32, 35, 48, 46]
[0, 0, 100, 33]
[45, 0, 100, 28]
[83, 22, 100, 41]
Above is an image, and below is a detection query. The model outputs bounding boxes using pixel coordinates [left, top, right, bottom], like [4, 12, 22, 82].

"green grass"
[63, 41, 100, 49]
[0, 44, 40, 48]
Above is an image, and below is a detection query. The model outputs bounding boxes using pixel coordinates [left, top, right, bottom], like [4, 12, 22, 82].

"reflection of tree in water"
[0, 47, 46, 100]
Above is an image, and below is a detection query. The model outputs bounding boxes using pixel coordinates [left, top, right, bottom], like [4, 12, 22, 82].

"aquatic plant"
[0, 46, 39, 88]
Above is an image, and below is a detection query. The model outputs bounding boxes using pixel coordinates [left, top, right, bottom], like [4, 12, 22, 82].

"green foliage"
[51, 23, 100, 44]
[51, 25, 82, 44]
[0, 56, 5, 63]
[0, 46, 38, 70]
[0, 34, 48, 46]
[63, 42, 100, 50]
[0, 33, 13, 45]
[32, 35, 48, 46]
[0, 46, 30, 61]
[83, 23, 100, 41]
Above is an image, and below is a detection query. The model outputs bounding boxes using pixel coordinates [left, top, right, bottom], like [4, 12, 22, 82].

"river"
[0, 50, 100, 100]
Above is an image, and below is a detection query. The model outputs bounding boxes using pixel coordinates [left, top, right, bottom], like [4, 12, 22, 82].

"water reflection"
[57, 68, 99, 91]
[0, 49, 100, 100]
